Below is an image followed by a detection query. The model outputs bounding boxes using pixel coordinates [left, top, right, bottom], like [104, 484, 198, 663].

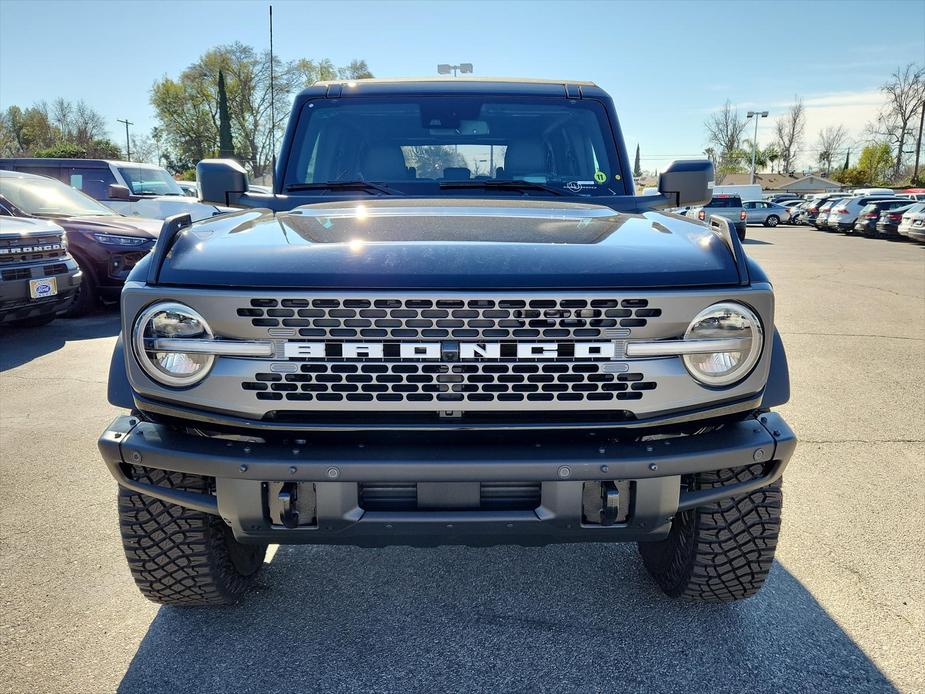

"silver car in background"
[743, 200, 791, 227]
[898, 202, 925, 242]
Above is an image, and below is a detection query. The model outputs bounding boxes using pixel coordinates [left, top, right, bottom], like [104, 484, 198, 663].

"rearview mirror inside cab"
[658, 160, 714, 208]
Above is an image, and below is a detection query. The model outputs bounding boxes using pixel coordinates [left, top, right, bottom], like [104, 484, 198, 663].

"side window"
[67, 167, 117, 200]
[15, 166, 63, 182]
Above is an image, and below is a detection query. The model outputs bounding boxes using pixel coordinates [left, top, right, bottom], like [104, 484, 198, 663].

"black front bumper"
[0, 258, 81, 322]
[99, 412, 796, 547]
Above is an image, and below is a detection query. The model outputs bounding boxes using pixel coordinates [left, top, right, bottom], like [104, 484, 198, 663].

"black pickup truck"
[98, 78, 795, 606]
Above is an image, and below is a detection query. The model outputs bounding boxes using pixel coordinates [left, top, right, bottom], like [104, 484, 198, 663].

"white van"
[851, 188, 894, 196]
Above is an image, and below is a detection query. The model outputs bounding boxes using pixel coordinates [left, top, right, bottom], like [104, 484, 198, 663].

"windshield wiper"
[439, 180, 565, 196]
[286, 180, 396, 195]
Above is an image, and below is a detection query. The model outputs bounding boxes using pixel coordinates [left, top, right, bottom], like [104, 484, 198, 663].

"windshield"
[117, 166, 184, 196]
[284, 96, 623, 196]
[0, 176, 117, 217]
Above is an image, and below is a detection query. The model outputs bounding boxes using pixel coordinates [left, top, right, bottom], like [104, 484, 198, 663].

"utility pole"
[746, 111, 768, 185]
[913, 100, 924, 184]
[117, 118, 133, 161]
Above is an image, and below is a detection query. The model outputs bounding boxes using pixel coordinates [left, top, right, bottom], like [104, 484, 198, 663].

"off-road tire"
[118, 466, 267, 606]
[638, 463, 782, 603]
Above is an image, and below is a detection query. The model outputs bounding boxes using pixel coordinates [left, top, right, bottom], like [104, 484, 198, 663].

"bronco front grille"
[242, 362, 657, 405]
[236, 297, 662, 340]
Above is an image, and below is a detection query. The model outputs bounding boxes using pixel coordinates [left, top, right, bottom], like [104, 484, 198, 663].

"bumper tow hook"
[278, 483, 300, 529]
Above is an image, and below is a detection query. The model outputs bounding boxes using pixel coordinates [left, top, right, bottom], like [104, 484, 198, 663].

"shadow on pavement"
[118, 544, 895, 693]
[743, 238, 773, 245]
[0, 308, 120, 372]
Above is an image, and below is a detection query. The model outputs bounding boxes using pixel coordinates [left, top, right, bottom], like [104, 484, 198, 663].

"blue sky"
[1, 0, 923, 171]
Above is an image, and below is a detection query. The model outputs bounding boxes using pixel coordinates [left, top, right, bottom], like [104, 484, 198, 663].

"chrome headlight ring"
[681, 302, 764, 387]
[132, 302, 215, 388]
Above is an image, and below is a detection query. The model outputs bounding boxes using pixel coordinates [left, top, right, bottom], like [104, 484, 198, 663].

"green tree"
[0, 100, 115, 157]
[34, 142, 87, 158]
[741, 140, 768, 170]
[34, 139, 121, 159]
[152, 44, 373, 177]
[217, 70, 235, 158]
[633, 144, 642, 178]
[763, 145, 780, 173]
[856, 143, 894, 185]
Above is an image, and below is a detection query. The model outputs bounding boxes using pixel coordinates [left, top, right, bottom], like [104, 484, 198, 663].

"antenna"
[269, 4, 276, 191]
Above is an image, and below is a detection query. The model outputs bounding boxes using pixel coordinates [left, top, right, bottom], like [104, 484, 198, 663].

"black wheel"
[118, 466, 267, 606]
[638, 463, 782, 603]
[9, 313, 56, 327]
[64, 271, 98, 318]
[765, 215, 779, 228]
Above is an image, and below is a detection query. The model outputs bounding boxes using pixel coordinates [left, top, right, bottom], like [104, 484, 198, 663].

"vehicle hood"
[0, 216, 64, 239]
[54, 215, 162, 238]
[157, 199, 741, 289]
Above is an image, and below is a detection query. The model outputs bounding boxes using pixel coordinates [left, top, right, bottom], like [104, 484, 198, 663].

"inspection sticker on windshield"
[29, 277, 57, 300]
[594, 171, 607, 184]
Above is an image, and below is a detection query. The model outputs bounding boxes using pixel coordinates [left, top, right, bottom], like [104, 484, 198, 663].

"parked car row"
[0, 169, 162, 323]
[0, 158, 231, 221]
[787, 191, 925, 242]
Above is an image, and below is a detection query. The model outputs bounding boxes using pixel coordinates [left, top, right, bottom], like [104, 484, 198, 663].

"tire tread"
[639, 463, 782, 603]
[118, 466, 265, 606]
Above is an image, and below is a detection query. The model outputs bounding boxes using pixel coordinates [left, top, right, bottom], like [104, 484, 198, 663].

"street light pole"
[117, 118, 133, 161]
[746, 111, 768, 185]
[913, 100, 924, 184]
[437, 63, 473, 77]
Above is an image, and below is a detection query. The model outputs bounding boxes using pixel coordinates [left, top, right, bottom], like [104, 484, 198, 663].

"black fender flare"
[107, 335, 134, 409]
[760, 329, 790, 409]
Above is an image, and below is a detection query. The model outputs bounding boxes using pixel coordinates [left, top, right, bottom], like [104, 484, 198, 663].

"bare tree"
[72, 100, 108, 146]
[816, 125, 848, 176]
[130, 133, 158, 164]
[703, 147, 717, 167]
[704, 100, 748, 165]
[875, 63, 925, 180]
[773, 98, 805, 174]
[51, 97, 73, 141]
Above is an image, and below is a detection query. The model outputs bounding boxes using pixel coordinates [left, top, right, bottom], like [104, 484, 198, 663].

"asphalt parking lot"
[1, 225, 923, 693]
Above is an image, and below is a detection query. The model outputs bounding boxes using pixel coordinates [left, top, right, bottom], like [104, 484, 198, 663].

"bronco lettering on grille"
[283, 341, 619, 360]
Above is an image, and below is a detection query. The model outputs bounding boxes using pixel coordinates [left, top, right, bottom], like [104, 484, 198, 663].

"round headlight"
[133, 302, 214, 387]
[683, 302, 763, 387]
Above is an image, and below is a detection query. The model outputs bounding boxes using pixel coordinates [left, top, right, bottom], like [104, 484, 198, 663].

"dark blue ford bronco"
[98, 78, 796, 605]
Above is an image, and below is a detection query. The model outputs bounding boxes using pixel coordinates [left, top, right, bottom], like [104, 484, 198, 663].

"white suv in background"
[826, 194, 897, 233]
[0, 158, 232, 221]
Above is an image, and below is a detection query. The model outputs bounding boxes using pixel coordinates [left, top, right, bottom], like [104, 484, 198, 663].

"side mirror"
[658, 160, 714, 208]
[197, 159, 249, 206]
[108, 184, 132, 200]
